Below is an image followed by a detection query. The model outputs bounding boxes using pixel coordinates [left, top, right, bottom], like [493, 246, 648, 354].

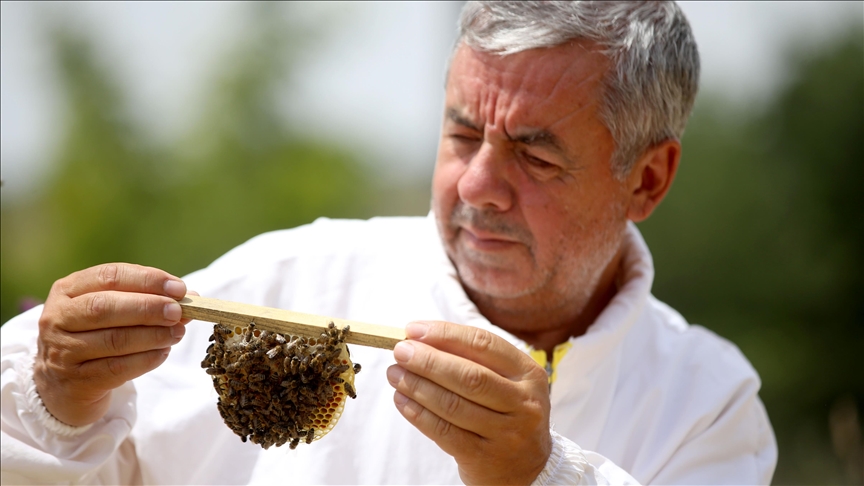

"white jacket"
[1, 215, 776, 484]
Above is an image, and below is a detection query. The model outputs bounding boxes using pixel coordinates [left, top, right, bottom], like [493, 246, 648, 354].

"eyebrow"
[445, 107, 569, 157]
[511, 129, 566, 155]
[446, 108, 482, 132]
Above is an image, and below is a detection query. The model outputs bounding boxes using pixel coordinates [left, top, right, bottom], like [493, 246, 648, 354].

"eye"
[445, 131, 482, 161]
[448, 132, 481, 143]
[521, 152, 562, 180]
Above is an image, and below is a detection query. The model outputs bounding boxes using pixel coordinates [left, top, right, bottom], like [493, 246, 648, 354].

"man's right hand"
[33, 263, 191, 427]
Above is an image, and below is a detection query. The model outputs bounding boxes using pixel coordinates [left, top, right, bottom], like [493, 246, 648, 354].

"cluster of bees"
[201, 321, 360, 449]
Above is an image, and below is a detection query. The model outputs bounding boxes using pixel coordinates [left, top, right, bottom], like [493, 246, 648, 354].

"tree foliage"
[1, 5, 429, 325]
[640, 26, 863, 485]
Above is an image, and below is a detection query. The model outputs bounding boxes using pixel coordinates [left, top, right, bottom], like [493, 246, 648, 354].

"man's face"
[432, 42, 630, 314]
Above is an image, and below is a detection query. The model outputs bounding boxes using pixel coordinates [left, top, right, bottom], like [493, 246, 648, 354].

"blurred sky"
[2, 1, 862, 203]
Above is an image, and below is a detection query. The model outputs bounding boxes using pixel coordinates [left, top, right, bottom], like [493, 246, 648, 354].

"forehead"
[445, 41, 611, 126]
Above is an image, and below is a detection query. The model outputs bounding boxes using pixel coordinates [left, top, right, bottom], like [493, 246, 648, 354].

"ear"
[625, 139, 681, 223]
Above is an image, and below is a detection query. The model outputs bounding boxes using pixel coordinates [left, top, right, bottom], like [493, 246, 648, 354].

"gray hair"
[456, 1, 700, 177]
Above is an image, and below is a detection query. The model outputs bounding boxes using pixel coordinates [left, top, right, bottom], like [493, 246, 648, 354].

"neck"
[466, 248, 624, 356]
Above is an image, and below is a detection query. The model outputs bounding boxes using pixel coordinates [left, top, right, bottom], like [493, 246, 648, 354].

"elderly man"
[1, 2, 776, 484]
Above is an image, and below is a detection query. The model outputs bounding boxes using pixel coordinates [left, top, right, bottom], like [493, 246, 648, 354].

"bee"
[215, 323, 232, 338]
[353, 363, 362, 374]
[328, 363, 350, 376]
[305, 428, 315, 444]
[289, 437, 300, 450]
[266, 346, 282, 359]
[344, 382, 357, 399]
[310, 353, 327, 372]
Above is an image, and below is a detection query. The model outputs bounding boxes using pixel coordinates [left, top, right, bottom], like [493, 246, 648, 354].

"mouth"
[458, 225, 522, 251]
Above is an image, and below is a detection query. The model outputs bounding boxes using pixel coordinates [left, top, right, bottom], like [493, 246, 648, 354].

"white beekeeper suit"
[1, 214, 777, 484]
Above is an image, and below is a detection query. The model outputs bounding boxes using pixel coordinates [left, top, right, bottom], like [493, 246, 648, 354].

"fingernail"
[171, 324, 186, 339]
[386, 366, 405, 386]
[161, 348, 171, 357]
[163, 279, 186, 299]
[393, 341, 415, 363]
[393, 391, 409, 406]
[163, 302, 182, 322]
[405, 322, 428, 339]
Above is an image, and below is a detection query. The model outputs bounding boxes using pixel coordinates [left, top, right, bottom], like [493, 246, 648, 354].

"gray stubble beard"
[439, 201, 627, 312]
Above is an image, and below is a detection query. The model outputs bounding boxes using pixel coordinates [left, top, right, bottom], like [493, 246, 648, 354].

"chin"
[452, 256, 544, 300]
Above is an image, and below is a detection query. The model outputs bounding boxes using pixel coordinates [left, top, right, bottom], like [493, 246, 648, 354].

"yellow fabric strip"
[528, 341, 573, 385]
[529, 348, 547, 369]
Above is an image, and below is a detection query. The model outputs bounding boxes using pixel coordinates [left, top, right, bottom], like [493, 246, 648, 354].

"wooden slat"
[179, 295, 404, 350]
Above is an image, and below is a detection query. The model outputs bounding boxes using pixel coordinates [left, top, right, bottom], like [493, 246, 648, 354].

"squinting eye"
[522, 154, 562, 180]
[449, 134, 481, 143]
[526, 156, 553, 168]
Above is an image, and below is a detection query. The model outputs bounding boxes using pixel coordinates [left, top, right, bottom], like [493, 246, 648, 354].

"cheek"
[522, 195, 571, 250]
[515, 178, 602, 255]
[432, 151, 465, 212]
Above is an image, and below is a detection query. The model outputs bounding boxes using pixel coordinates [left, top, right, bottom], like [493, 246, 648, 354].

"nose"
[456, 142, 514, 212]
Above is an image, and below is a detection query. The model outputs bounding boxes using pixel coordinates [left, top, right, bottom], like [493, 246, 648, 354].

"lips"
[458, 226, 522, 251]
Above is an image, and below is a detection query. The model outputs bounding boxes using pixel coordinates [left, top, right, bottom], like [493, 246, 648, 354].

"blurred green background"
[1, 4, 861, 485]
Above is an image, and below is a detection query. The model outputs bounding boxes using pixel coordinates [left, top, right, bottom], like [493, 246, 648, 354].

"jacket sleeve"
[532, 429, 640, 485]
[1, 306, 142, 485]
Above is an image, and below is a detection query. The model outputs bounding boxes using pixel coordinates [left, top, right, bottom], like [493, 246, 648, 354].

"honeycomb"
[201, 321, 359, 449]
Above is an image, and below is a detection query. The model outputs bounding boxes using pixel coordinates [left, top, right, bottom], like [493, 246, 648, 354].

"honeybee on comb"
[202, 320, 359, 449]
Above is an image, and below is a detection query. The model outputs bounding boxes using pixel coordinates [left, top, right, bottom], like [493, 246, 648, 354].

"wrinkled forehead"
[445, 41, 611, 125]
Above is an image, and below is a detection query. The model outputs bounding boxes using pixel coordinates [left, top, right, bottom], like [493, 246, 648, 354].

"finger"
[63, 291, 184, 332]
[77, 347, 172, 389]
[392, 391, 482, 459]
[64, 324, 185, 362]
[56, 263, 186, 300]
[405, 321, 538, 379]
[387, 364, 502, 435]
[393, 340, 522, 412]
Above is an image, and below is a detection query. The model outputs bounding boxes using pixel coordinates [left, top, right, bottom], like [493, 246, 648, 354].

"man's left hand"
[386, 320, 552, 485]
